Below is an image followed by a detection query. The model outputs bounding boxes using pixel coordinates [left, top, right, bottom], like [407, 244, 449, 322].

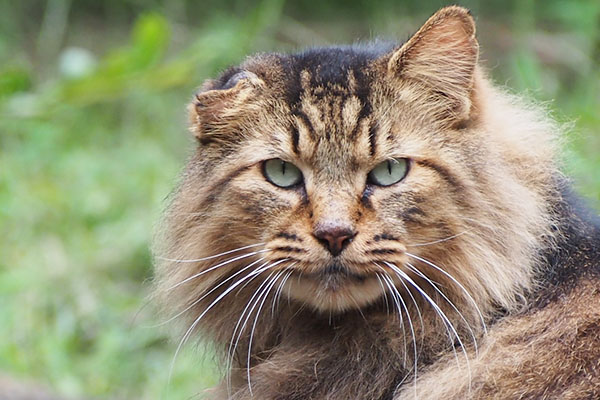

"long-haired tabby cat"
[154, 6, 600, 399]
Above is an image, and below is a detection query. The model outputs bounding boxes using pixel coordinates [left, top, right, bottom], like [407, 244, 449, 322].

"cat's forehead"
[282, 47, 385, 89]
[236, 45, 392, 84]
[256, 47, 394, 165]
[273, 49, 380, 170]
[200, 45, 413, 174]
[209, 45, 395, 105]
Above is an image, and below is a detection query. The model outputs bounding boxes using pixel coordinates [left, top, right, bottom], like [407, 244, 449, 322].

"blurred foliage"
[0, 0, 598, 398]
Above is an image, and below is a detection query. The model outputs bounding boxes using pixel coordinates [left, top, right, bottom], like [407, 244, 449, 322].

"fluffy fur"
[154, 6, 600, 399]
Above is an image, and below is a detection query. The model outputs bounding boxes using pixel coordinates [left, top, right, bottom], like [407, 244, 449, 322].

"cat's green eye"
[263, 159, 303, 188]
[368, 158, 409, 187]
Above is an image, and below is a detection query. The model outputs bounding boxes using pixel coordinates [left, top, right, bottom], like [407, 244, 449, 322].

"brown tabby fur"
[153, 6, 600, 399]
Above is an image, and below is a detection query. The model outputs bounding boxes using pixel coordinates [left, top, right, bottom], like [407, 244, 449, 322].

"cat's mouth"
[320, 261, 368, 284]
[284, 262, 384, 313]
[297, 261, 372, 292]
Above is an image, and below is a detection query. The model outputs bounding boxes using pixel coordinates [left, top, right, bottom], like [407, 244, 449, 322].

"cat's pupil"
[368, 158, 409, 187]
[263, 158, 302, 188]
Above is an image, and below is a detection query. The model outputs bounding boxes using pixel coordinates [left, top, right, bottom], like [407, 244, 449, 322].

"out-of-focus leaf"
[104, 13, 170, 75]
[0, 65, 32, 97]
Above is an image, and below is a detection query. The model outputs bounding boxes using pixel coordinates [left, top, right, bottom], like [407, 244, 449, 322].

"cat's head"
[155, 6, 557, 327]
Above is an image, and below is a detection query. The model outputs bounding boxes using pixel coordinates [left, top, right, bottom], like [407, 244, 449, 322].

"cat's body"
[154, 7, 600, 399]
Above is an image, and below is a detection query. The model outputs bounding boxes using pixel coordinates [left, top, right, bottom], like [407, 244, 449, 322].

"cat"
[154, 6, 600, 399]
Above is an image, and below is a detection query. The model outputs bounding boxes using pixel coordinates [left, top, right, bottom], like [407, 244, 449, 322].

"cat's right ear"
[188, 71, 264, 144]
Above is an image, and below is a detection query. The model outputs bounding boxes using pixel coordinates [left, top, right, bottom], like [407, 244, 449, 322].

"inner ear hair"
[387, 6, 479, 123]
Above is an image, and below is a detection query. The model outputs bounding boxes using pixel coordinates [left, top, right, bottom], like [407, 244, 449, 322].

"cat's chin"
[284, 273, 385, 314]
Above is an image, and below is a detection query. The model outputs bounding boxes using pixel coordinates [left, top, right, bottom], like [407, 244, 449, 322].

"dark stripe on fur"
[368, 249, 400, 255]
[273, 246, 306, 253]
[193, 164, 253, 212]
[290, 126, 300, 155]
[368, 125, 377, 156]
[416, 159, 464, 191]
[374, 234, 399, 241]
[400, 206, 427, 223]
[275, 232, 302, 241]
[295, 111, 317, 141]
[361, 185, 375, 209]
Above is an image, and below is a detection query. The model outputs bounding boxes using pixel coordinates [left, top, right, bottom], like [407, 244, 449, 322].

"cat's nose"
[313, 222, 356, 257]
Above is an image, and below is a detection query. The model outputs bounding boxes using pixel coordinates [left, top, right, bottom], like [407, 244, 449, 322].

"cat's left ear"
[387, 6, 479, 123]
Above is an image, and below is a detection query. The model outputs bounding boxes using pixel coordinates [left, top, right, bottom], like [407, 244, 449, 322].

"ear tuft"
[387, 6, 479, 122]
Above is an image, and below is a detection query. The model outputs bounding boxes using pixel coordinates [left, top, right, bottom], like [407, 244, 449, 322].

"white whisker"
[406, 252, 487, 334]
[167, 249, 271, 290]
[384, 261, 471, 388]
[407, 231, 470, 247]
[394, 270, 426, 356]
[226, 269, 276, 397]
[169, 259, 280, 389]
[271, 269, 294, 317]
[247, 270, 283, 395]
[154, 258, 267, 327]
[376, 267, 408, 369]
[157, 242, 265, 263]
[224, 259, 291, 395]
[375, 273, 390, 315]
[377, 270, 418, 399]
[405, 262, 480, 354]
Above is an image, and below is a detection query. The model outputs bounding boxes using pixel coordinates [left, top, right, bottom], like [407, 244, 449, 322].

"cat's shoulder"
[536, 185, 600, 306]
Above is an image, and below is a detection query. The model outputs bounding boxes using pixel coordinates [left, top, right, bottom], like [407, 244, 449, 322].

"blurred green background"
[0, 0, 598, 398]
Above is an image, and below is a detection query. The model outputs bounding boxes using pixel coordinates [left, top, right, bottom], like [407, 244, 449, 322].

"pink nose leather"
[313, 223, 356, 256]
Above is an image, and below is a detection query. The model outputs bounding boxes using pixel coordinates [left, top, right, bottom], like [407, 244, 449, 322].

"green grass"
[0, 1, 598, 398]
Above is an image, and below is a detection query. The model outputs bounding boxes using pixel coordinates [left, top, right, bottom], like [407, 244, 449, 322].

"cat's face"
[158, 7, 553, 320]
[191, 67, 468, 312]
[201, 70, 417, 312]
